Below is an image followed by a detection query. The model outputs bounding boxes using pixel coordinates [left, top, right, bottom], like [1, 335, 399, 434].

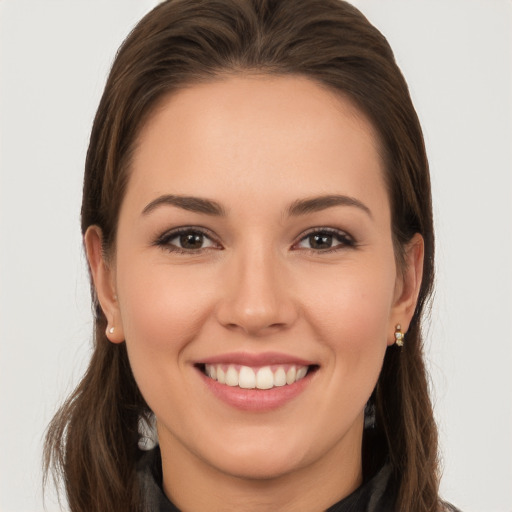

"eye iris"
[310, 233, 332, 249]
[180, 232, 203, 249]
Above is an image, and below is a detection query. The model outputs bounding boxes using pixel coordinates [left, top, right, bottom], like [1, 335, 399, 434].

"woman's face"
[88, 75, 421, 487]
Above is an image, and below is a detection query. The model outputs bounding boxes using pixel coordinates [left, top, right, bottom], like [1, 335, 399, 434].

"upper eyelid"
[295, 226, 353, 241]
[157, 225, 217, 239]
[155, 226, 221, 247]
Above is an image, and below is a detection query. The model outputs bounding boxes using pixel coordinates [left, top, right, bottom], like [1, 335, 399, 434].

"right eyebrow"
[141, 194, 226, 216]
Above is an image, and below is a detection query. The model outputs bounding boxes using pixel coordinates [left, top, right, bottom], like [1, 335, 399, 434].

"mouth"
[193, 352, 319, 410]
[195, 363, 319, 390]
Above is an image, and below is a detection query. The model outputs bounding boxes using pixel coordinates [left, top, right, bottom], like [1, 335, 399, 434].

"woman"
[44, 0, 459, 510]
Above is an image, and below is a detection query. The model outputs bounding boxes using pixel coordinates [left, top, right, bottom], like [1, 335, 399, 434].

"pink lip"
[196, 351, 315, 367]
[198, 370, 315, 411]
[194, 352, 318, 412]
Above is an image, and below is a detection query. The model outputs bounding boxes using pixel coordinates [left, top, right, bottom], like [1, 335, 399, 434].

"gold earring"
[394, 324, 404, 347]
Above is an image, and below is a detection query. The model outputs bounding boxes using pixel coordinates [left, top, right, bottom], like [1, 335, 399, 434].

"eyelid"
[154, 226, 222, 252]
[292, 227, 356, 251]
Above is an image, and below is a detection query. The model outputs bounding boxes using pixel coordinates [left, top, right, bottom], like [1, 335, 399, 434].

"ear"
[388, 233, 424, 345]
[84, 226, 125, 343]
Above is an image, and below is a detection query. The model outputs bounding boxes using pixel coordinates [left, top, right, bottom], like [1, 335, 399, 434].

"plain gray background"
[1, 1, 511, 511]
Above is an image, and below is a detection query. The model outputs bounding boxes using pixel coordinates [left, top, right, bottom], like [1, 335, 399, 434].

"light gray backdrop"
[1, 1, 511, 511]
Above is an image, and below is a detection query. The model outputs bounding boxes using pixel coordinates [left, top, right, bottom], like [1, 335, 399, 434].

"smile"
[202, 364, 310, 390]
[195, 353, 318, 410]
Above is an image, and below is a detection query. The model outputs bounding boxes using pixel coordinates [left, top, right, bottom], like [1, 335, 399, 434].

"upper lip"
[195, 351, 316, 367]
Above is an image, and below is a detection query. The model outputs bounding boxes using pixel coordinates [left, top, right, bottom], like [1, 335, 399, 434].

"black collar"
[137, 447, 397, 512]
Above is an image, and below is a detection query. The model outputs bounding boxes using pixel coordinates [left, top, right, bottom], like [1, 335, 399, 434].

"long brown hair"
[44, 1, 440, 510]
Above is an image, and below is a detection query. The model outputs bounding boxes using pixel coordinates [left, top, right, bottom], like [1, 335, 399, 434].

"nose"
[215, 246, 299, 336]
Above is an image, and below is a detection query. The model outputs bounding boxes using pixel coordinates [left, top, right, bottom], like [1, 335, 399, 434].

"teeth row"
[204, 364, 308, 389]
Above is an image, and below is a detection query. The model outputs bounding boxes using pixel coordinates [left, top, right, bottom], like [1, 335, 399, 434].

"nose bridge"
[216, 239, 296, 335]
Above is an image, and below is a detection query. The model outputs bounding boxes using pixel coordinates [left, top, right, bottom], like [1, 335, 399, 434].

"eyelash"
[293, 227, 356, 253]
[154, 226, 356, 254]
[154, 227, 221, 255]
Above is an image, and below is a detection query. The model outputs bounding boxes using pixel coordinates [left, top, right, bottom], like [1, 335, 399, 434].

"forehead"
[125, 75, 388, 218]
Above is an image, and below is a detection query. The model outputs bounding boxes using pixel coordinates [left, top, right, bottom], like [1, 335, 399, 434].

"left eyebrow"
[287, 194, 373, 218]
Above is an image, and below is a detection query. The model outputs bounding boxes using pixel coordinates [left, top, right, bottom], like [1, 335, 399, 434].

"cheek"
[119, 271, 204, 345]
[299, 258, 396, 345]
[297, 256, 396, 403]
[115, 257, 217, 399]
[117, 246, 222, 331]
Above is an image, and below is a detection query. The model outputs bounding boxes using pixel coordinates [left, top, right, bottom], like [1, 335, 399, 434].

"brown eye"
[295, 229, 354, 251]
[157, 228, 218, 252]
[179, 232, 205, 249]
[308, 233, 333, 249]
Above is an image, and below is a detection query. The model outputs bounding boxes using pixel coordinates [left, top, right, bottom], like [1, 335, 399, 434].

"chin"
[198, 433, 312, 481]
[214, 453, 305, 481]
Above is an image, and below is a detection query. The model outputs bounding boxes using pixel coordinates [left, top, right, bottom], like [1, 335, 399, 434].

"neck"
[159, 423, 364, 512]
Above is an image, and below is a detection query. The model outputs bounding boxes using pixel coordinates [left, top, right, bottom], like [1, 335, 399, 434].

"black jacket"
[137, 448, 400, 511]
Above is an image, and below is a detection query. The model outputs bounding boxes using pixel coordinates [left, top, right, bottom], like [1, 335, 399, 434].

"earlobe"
[84, 226, 125, 344]
[389, 233, 424, 344]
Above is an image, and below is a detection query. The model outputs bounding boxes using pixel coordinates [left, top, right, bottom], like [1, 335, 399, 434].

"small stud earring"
[394, 324, 404, 346]
[108, 327, 115, 334]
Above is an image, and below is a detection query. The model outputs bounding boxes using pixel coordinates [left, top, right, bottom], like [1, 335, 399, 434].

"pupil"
[310, 233, 332, 249]
[180, 233, 203, 249]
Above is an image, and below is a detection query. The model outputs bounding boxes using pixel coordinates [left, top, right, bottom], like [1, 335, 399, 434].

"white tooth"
[286, 366, 296, 385]
[225, 365, 239, 387]
[256, 366, 274, 389]
[205, 364, 216, 379]
[274, 367, 287, 386]
[238, 366, 256, 389]
[296, 366, 308, 380]
[210, 365, 217, 380]
[217, 366, 226, 384]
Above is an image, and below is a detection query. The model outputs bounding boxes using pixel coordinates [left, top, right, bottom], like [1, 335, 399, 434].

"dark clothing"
[137, 447, 398, 511]
[137, 447, 461, 511]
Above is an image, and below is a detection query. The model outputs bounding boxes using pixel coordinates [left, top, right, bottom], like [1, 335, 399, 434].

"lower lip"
[198, 369, 314, 411]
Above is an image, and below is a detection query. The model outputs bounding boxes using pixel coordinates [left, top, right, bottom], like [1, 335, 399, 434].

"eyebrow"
[141, 193, 371, 219]
[287, 194, 372, 218]
[142, 194, 226, 216]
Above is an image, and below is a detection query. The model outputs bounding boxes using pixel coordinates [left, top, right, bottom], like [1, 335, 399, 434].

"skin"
[85, 75, 423, 512]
